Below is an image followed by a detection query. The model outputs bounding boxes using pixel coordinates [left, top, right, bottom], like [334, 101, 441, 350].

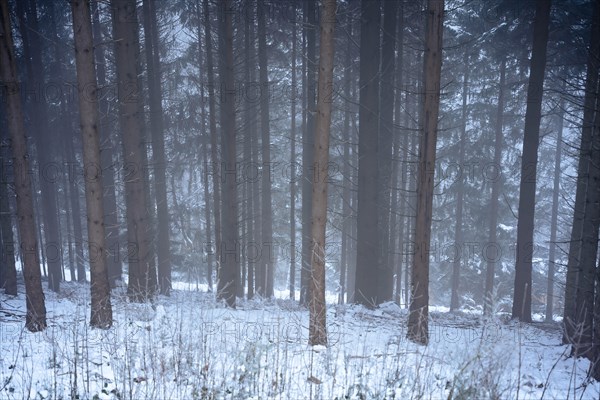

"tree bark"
[142, 0, 172, 295]
[407, 0, 444, 345]
[512, 0, 551, 323]
[0, 0, 47, 331]
[138, 26, 158, 299]
[585, 75, 600, 365]
[201, 139, 214, 289]
[194, 0, 213, 292]
[563, 0, 600, 344]
[32, 178, 46, 277]
[309, 0, 336, 347]
[405, 76, 421, 309]
[91, 0, 122, 288]
[257, 0, 274, 298]
[450, 51, 469, 312]
[203, 0, 222, 279]
[484, 57, 506, 316]
[545, 92, 564, 322]
[111, 0, 152, 302]
[347, 111, 358, 305]
[392, 107, 405, 306]
[216, 0, 239, 308]
[250, 18, 262, 298]
[300, 0, 317, 306]
[242, 0, 255, 299]
[571, 67, 600, 358]
[377, 0, 398, 305]
[61, 165, 76, 282]
[47, 0, 76, 287]
[0, 129, 17, 295]
[18, 0, 63, 293]
[592, 86, 600, 368]
[339, 8, 353, 305]
[392, 4, 405, 307]
[65, 139, 86, 282]
[71, 0, 113, 328]
[289, 8, 298, 301]
[0, 225, 3, 288]
[398, 56, 415, 307]
[355, 0, 381, 308]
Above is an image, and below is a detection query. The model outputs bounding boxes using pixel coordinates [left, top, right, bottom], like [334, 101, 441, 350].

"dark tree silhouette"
[407, 0, 444, 345]
[512, 0, 551, 323]
[0, 0, 46, 331]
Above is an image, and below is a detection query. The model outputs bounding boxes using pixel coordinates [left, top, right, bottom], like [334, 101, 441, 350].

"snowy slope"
[1, 282, 598, 399]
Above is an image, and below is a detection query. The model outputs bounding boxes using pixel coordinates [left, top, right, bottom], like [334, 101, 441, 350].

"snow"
[499, 223, 515, 232]
[1, 281, 599, 399]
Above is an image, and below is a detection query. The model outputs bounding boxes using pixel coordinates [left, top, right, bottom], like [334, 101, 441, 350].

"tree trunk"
[309, 0, 336, 347]
[111, 0, 152, 302]
[0, 226, 3, 288]
[47, 0, 75, 287]
[398, 60, 415, 307]
[347, 107, 359, 304]
[484, 57, 506, 316]
[201, 139, 214, 290]
[251, 31, 262, 298]
[405, 77, 421, 309]
[18, 0, 63, 293]
[71, 0, 113, 328]
[512, 0, 551, 323]
[138, 35, 158, 298]
[91, 0, 122, 288]
[377, 0, 398, 305]
[571, 68, 600, 358]
[216, 0, 239, 308]
[585, 76, 600, 365]
[0, 128, 17, 295]
[545, 92, 564, 322]
[392, 4, 405, 307]
[339, 8, 353, 305]
[355, 0, 381, 308]
[393, 90, 406, 307]
[300, 0, 317, 306]
[65, 139, 86, 282]
[142, 0, 172, 296]
[407, 0, 444, 345]
[32, 178, 46, 277]
[194, 0, 213, 292]
[239, 179, 246, 299]
[61, 164, 76, 282]
[563, 0, 600, 344]
[0, 0, 47, 331]
[592, 47, 600, 372]
[203, 0, 222, 278]
[594, 256, 600, 380]
[289, 8, 298, 301]
[257, 0, 274, 298]
[450, 51, 469, 312]
[241, 0, 255, 299]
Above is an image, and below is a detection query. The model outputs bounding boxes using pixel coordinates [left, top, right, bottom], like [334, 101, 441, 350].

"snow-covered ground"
[1, 282, 599, 399]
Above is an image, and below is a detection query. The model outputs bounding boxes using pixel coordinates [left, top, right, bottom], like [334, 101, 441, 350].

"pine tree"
[111, 0, 153, 302]
[512, 0, 551, 323]
[0, 0, 46, 331]
[70, 0, 113, 328]
[355, 0, 381, 308]
[216, 0, 239, 308]
[142, 0, 172, 296]
[309, 0, 336, 347]
[407, 0, 444, 345]
[257, 0, 274, 298]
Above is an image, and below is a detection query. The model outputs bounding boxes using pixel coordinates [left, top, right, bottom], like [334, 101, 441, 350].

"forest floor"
[1, 280, 599, 399]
